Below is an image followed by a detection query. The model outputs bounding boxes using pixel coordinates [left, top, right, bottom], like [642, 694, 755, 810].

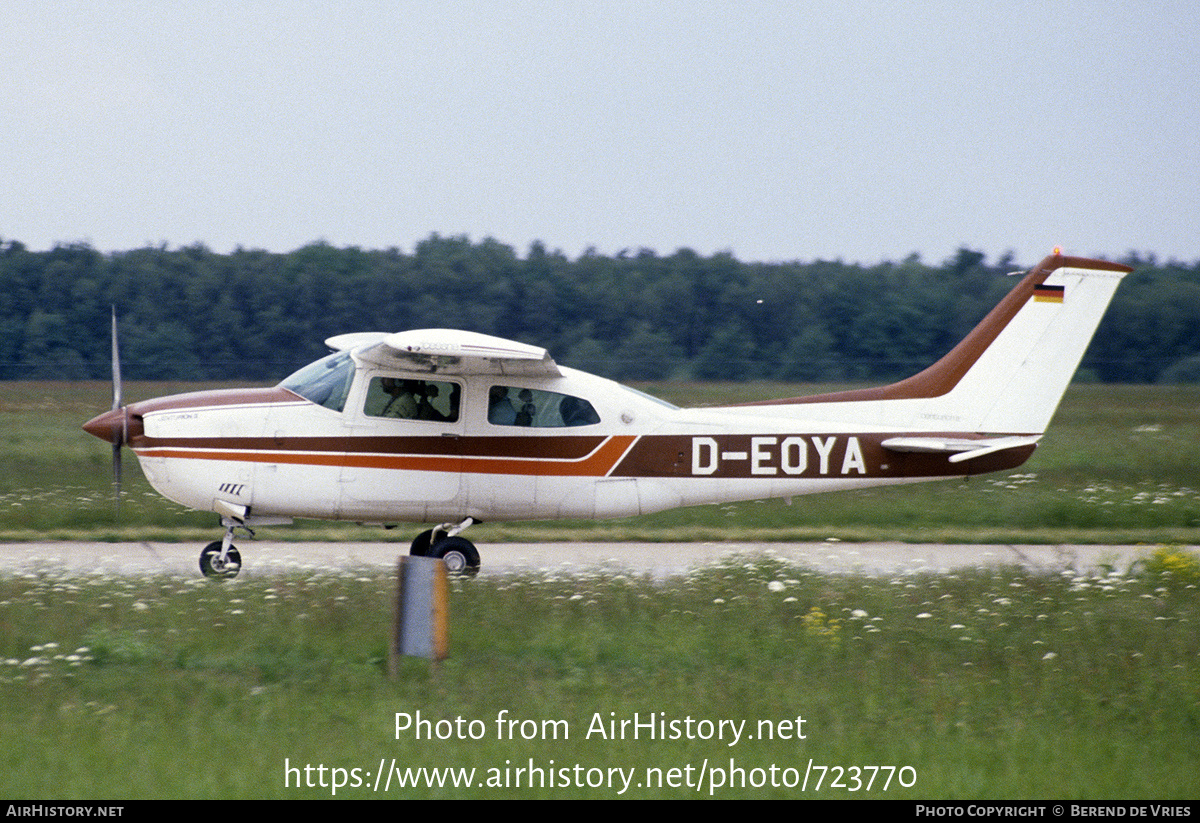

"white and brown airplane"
[83, 250, 1132, 577]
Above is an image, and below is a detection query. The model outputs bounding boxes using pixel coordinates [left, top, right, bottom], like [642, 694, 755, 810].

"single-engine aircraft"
[83, 250, 1132, 577]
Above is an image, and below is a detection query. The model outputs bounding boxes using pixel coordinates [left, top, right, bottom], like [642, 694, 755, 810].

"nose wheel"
[199, 519, 250, 578]
[200, 542, 242, 578]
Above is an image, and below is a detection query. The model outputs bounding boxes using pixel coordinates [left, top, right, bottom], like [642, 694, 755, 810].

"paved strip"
[0, 541, 1172, 578]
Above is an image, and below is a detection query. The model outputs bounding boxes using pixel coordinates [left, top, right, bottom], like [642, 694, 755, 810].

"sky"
[3, 1, 1198, 266]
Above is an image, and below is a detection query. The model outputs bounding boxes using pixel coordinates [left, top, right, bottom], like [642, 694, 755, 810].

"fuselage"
[85, 362, 1031, 527]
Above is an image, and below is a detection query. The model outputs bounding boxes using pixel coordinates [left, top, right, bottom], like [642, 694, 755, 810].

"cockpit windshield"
[279, 351, 356, 412]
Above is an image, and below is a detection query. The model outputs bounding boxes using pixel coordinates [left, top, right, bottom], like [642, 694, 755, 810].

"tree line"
[1, 235, 1197, 384]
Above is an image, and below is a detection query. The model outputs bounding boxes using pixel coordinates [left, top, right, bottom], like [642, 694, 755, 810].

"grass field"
[2, 553, 1197, 799]
[2, 380, 1198, 799]
[2, 380, 1199, 544]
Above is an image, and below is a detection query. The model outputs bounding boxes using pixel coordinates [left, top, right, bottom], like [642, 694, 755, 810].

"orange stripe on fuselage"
[136, 435, 638, 477]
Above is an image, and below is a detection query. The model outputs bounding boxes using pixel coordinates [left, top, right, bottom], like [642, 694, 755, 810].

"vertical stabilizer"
[741, 252, 1132, 434]
[960, 257, 1129, 432]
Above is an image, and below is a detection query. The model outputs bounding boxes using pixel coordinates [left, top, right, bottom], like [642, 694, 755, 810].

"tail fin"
[745, 251, 1132, 434]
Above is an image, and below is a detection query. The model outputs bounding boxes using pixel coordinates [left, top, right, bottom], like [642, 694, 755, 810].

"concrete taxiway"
[0, 541, 1166, 579]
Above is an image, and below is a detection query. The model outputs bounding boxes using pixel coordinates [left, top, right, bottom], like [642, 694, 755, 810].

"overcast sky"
[3, 1, 1197, 266]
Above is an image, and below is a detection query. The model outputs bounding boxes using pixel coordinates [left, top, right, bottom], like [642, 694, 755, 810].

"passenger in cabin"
[443, 383, 462, 421]
[488, 385, 601, 427]
[416, 383, 452, 421]
[488, 386, 517, 425]
[514, 389, 536, 426]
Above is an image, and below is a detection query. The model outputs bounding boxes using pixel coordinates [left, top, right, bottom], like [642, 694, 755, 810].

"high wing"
[325, 328, 562, 377]
[881, 435, 1042, 464]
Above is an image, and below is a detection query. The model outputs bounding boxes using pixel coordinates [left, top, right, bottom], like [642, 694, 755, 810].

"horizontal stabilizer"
[882, 434, 1040, 463]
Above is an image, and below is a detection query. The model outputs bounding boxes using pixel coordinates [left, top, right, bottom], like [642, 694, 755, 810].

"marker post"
[389, 555, 449, 676]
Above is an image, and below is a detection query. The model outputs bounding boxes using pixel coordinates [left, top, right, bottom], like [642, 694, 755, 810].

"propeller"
[109, 306, 126, 501]
[83, 307, 129, 515]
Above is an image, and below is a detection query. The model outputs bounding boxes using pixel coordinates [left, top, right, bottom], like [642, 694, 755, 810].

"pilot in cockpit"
[379, 378, 419, 419]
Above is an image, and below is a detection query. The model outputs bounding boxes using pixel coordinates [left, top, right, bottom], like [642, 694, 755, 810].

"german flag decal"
[1033, 284, 1065, 303]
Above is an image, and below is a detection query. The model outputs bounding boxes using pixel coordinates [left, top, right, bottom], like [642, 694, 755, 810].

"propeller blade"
[110, 306, 124, 512]
[111, 307, 123, 412]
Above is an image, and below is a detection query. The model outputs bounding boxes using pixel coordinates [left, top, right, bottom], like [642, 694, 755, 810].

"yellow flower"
[1143, 546, 1200, 587]
[801, 606, 843, 647]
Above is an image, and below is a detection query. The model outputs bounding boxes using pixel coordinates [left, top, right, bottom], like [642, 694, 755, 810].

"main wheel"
[200, 541, 242, 578]
[410, 529, 434, 557]
[429, 536, 480, 576]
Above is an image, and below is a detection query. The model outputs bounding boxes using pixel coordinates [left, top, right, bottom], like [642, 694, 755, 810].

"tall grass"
[2, 553, 1197, 798]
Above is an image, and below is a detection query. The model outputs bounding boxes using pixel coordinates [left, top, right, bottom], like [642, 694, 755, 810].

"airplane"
[82, 249, 1132, 578]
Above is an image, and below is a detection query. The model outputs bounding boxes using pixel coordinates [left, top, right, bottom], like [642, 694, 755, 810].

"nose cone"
[83, 408, 125, 444]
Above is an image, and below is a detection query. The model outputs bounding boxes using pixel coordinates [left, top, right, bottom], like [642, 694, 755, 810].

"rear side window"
[487, 386, 600, 427]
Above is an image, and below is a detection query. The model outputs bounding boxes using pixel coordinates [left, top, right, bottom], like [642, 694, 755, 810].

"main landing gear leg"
[199, 518, 250, 578]
[411, 517, 481, 576]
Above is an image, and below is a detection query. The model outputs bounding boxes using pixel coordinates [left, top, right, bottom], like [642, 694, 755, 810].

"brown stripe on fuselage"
[735, 253, 1133, 408]
[135, 435, 637, 477]
[610, 432, 1035, 479]
[134, 433, 609, 460]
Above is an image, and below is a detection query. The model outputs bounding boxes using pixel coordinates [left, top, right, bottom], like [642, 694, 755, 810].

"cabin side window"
[279, 351, 356, 412]
[364, 377, 460, 422]
[487, 385, 601, 427]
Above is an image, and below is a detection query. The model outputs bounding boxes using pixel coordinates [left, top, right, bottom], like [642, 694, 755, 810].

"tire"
[200, 541, 242, 578]
[410, 529, 434, 557]
[429, 536, 480, 576]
